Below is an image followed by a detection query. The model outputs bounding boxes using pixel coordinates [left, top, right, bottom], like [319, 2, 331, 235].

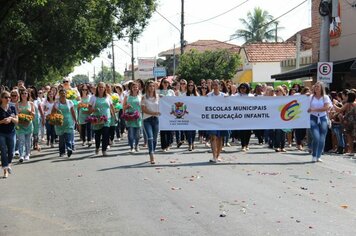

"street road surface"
[1, 137, 356, 235]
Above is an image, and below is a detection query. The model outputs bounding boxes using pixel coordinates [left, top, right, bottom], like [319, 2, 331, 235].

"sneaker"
[51, 143, 54, 148]
[7, 167, 13, 174]
[59, 153, 64, 157]
[205, 142, 211, 148]
[19, 157, 24, 163]
[241, 147, 247, 152]
[209, 158, 217, 163]
[135, 146, 140, 152]
[14, 151, 19, 157]
[226, 143, 231, 147]
[67, 149, 72, 158]
[281, 148, 287, 152]
[177, 142, 183, 148]
[107, 145, 111, 150]
[87, 141, 92, 147]
[130, 148, 135, 153]
[24, 155, 30, 161]
[317, 158, 323, 162]
[95, 149, 99, 155]
[102, 151, 108, 156]
[311, 157, 317, 162]
[275, 148, 281, 152]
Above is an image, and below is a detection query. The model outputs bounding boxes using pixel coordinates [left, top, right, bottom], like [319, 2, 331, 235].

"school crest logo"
[171, 102, 188, 119]
[279, 100, 302, 121]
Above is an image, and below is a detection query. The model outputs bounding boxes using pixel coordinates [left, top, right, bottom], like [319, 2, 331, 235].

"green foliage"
[94, 66, 123, 84]
[0, 0, 156, 87]
[231, 7, 282, 43]
[177, 49, 241, 84]
[72, 74, 90, 86]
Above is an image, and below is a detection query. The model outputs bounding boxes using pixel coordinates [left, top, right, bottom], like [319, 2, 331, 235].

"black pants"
[254, 129, 264, 144]
[160, 131, 172, 150]
[80, 123, 92, 142]
[95, 127, 110, 151]
[240, 130, 251, 147]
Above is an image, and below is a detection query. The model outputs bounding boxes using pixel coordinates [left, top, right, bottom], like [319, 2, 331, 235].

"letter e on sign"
[317, 62, 333, 83]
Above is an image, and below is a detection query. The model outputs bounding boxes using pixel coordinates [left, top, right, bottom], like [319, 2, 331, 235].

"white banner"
[159, 96, 310, 130]
[138, 58, 155, 80]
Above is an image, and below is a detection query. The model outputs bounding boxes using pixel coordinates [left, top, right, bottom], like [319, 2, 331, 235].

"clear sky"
[69, 0, 311, 80]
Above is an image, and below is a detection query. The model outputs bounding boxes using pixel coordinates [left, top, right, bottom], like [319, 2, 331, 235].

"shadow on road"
[97, 160, 314, 172]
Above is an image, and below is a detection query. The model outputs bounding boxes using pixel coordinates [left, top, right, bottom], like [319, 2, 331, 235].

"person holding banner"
[307, 81, 332, 162]
[235, 83, 253, 152]
[207, 79, 228, 163]
[274, 86, 287, 152]
[186, 81, 199, 151]
[141, 80, 160, 164]
[158, 78, 175, 152]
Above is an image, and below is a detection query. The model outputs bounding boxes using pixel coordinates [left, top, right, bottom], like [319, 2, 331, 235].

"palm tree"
[231, 7, 282, 43]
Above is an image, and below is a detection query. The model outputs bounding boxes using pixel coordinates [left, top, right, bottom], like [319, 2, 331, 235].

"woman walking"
[52, 89, 77, 157]
[186, 81, 199, 151]
[158, 78, 175, 151]
[0, 91, 18, 178]
[78, 84, 92, 147]
[16, 89, 35, 162]
[141, 80, 160, 164]
[123, 82, 142, 153]
[308, 82, 332, 162]
[43, 90, 56, 148]
[88, 82, 115, 156]
[207, 80, 228, 163]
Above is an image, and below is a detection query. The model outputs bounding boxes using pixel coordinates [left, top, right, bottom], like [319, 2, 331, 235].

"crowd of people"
[0, 78, 355, 178]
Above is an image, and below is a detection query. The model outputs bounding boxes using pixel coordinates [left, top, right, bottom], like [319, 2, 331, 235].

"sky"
[69, 0, 311, 79]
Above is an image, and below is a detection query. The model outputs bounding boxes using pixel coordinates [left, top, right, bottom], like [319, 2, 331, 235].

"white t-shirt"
[43, 99, 55, 116]
[207, 91, 226, 97]
[141, 95, 159, 120]
[310, 95, 332, 117]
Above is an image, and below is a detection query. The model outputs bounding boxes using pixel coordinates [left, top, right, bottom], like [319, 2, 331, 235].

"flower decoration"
[111, 94, 119, 105]
[66, 90, 77, 100]
[18, 114, 33, 125]
[46, 113, 64, 126]
[85, 115, 108, 125]
[121, 110, 140, 121]
[78, 103, 89, 109]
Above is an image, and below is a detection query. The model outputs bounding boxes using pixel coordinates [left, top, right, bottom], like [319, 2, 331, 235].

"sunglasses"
[201, 87, 207, 90]
[180, 83, 186, 85]
[11, 94, 17, 97]
[188, 84, 194, 87]
[63, 81, 69, 83]
[21, 92, 28, 95]
[2, 96, 10, 99]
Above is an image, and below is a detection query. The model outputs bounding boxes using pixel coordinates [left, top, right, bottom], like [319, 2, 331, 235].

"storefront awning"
[271, 57, 356, 81]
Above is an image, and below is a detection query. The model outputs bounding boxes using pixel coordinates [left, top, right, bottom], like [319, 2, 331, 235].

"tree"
[72, 74, 89, 86]
[0, 0, 156, 87]
[177, 49, 241, 84]
[94, 66, 123, 84]
[231, 7, 282, 43]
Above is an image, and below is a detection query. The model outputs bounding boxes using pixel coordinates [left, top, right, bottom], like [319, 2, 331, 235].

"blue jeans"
[45, 120, 56, 144]
[310, 115, 328, 159]
[143, 117, 159, 154]
[18, 133, 32, 157]
[331, 124, 345, 148]
[0, 131, 16, 168]
[127, 126, 140, 149]
[59, 133, 73, 155]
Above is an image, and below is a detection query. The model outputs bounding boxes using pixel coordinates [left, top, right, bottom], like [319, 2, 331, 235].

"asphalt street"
[1, 136, 356, 236]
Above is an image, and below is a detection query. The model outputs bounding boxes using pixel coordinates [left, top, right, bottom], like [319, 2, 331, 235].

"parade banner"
[159, 95, 310, 130]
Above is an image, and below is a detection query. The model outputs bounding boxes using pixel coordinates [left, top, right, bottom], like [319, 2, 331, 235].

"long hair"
[129, 82, 139, 96]
[313, 81, 326, 97]
[95, 82, 107, 97]
[144, 80, 157, 99]
[186, 83, 199, 96]
[19, 88, 29, 102]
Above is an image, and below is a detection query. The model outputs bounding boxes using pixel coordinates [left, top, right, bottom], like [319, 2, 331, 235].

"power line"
[191, 0, 308, 47]
[155, 10, 181, 33]
[185, 0, 250, 25]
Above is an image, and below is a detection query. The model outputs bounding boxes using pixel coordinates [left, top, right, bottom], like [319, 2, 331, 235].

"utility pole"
[173, 44, 176, 77]
[93, 66, 96, 82]
[319, 0, 330, 63]
[296, 33, 301, 69]
[274, 22, 278, 42]
[180, 0, 185, 55]
[130, 35, 135, 81]
[111, 38, 116, 83]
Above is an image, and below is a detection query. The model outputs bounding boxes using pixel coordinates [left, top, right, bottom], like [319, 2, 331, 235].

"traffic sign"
[317, 62, 333, 83]
[153, 67, 167, 77]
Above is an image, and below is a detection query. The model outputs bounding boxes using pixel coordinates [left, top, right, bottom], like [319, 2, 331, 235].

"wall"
[330, 2, 356, 60]
[252, 62, 281, 82]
